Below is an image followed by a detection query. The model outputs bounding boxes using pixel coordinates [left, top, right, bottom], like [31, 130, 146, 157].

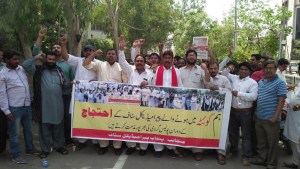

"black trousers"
[0, 110, 7, 153]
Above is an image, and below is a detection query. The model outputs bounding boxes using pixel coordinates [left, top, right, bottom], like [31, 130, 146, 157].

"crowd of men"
[0, 26, 299, 169]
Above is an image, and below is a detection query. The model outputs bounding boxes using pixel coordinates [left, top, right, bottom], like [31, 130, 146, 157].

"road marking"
[111, 154, 128, 169]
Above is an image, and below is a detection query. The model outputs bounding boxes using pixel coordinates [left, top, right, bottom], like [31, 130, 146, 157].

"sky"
[205, 0, 283, 22]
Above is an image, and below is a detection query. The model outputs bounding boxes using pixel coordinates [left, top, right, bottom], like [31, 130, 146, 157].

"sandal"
[56, 147, 68, 155]
[217, 153, 226, 165]
[39, 151, 49, 158]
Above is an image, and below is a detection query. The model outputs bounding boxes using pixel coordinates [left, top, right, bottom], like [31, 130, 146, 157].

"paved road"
[0, 124, 293, 169]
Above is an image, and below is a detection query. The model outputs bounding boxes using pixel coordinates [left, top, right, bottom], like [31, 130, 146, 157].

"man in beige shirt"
[179, 49, 211, 161]
[83, 49, 127, 156]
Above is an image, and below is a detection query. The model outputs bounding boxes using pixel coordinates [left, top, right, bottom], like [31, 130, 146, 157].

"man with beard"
[222, 62, 258, 166]
[0, 50, 37, 164]
[32, 27, 75, 146]
[60, 36, 98, 150]
[22, 52, 68, 159]
[179, 49, 211, 161]
[205, 62, 231, 165]
[118, 37, 152, 156]
[82, 40, 127, 156]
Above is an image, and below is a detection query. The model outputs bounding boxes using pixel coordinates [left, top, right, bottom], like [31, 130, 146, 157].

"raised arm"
[32, 26, 47, 56]
[219, 47, 234, 70]
[22, 53, 45, 75]
[59, 35, 69, 61]
[119, 36, 133, 75]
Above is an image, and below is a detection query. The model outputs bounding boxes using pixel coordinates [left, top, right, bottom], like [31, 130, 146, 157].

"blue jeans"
[7, 106, 34, 157]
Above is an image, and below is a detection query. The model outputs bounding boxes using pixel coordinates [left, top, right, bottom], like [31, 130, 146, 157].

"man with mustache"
[144, 50, 183, 158]
[82, 40, 127, 156]
[222, 62, 258, 166]
[251, 61, 287, 169]
[22, 52, 68, 159]
[205, 61, 231, 165]
[179, 49, 211, 161]
[118, 37, 153, 156]
[0, 50, 37, 164]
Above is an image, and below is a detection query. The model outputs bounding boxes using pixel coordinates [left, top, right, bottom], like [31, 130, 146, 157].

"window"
[296, 8, 300, 39]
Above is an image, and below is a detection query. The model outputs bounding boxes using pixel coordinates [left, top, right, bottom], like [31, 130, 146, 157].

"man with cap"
[60, 36, 98, 150]
[222, 62, 258, 166]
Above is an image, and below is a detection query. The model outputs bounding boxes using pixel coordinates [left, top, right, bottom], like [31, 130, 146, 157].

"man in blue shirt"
[252, 61, 287, 169]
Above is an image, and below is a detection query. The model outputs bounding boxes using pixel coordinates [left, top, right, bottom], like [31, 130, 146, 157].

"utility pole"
[234, 0, 238, 50]
[278, 0, 286, 59]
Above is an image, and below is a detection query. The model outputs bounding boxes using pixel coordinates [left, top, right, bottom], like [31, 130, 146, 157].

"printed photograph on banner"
[74, 81, 141, 105]
[144, 86, 226, 112]
[193, 36, 208, 60]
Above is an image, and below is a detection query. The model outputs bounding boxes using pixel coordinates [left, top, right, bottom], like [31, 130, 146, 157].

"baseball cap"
[84, 45, 94, 51]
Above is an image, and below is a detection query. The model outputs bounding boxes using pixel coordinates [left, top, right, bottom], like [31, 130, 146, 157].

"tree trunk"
[17, 30, 32, 59]
[63, 1, 82, 56]
[106, 0, 120, 52]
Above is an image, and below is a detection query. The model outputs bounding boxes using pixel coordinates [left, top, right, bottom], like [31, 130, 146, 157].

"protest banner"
[193, 36, 209, 59]
[71, 81, 232, 150]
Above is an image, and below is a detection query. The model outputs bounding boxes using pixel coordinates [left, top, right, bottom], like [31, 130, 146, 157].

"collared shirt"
[56, 60, 75, 95]
[222, 68, 258, 109]
[256, 75, 287, 121]
[67, 54, 97, 81]
[180, 65, 211, 89]
[149, 66, 183, 87]
[205, 74, 232, 91]
[276, 69, 287, 84]
[83, 58, 127, 83]
[251, 69, 265, 82]
[118, 50, 152, 85]
[0, 66, 31, 115]
[0, 62, 6, 71]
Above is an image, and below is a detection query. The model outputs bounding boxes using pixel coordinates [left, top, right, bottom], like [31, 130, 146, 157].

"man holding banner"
[146, 50, 183, 158]
[82, 44, 127, 156]
[206, 61, 232, 165]
[118, 37, 153, 156]
[180, 49, 211, 161]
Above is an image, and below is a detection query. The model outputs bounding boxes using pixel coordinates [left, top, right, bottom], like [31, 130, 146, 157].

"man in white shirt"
[206, 61, 231, 165]
[276, 58, 290, 85]
[143, 50, 183, 158]
[60, 36, 98, 150]
[82, 42, 127, 156]
[118, 37, 152, 156]
[0, 50, 36, 164]
[222, 62, 258, 166]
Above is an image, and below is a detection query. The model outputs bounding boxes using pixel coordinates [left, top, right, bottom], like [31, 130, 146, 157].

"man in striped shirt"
[252, 61, 287, 169]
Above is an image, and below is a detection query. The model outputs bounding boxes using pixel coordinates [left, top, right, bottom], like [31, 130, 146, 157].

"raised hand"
[39, 25, 47, 37]
[35, 53, 46, 60]
[229, 46, 234, 56]
[132, 40, 139, 48]
[59, 35, 68, 46]
[119, 35, 126, 50]
[185, 41, 191, 50]
[137, 39, 145, 47]
[94, 49, 103, 56]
